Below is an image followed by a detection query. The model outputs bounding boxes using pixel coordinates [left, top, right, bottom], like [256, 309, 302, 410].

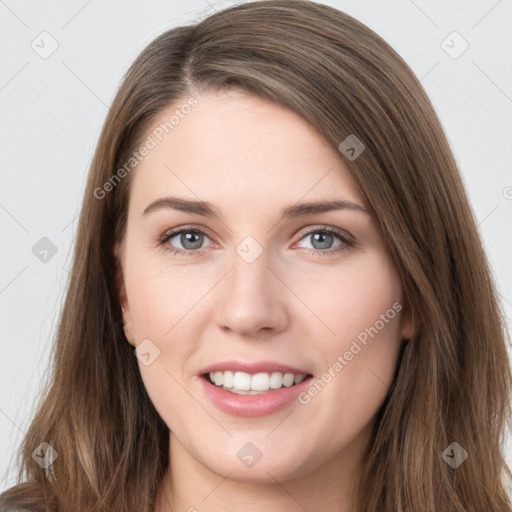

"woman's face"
[116, 89, 412, 484]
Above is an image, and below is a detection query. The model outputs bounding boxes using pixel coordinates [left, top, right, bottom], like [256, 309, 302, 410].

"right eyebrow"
[142, 197, 218, 218]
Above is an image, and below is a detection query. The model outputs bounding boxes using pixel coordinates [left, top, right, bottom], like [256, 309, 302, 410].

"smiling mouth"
[202, 371, 314, 395]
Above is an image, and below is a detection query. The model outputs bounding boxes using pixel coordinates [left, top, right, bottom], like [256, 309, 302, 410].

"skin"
[115, 89, 413, 512]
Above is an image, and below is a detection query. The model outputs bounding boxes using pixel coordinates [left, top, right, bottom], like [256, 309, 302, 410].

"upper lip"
[199, 360, 312, 376]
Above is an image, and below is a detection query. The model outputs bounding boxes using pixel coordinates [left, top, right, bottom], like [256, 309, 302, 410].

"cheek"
[293, 251, 404, 406]
[291, 250, 403, 348]
[122, 252, 204, 424]
[123, 250, 220, 401]
[124, 248, 213, 340]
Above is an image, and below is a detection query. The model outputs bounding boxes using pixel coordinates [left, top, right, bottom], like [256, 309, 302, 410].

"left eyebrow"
[141, 196, 369, 220]
[281, 199, 369, 218]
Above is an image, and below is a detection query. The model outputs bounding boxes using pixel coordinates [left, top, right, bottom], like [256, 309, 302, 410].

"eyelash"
[157, 225, 355, 257]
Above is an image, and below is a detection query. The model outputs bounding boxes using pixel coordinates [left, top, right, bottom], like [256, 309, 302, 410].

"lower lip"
[198, 374, 314, 417]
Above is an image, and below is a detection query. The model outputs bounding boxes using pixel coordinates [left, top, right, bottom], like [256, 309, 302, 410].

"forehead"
[128, 90, 364, 213]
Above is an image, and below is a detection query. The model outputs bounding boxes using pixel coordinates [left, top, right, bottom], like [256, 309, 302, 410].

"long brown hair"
[1, 1, 511, 510]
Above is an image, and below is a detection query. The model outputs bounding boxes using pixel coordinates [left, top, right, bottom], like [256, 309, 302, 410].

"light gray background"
[1, 0, 511, 495]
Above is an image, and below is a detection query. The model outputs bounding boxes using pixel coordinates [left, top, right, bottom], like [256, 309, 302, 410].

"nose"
[215, 249, 289, 338]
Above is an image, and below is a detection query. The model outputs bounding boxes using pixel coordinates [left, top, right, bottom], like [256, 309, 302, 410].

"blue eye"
[158, 226, 354, 257]
[160, 228, 212, 255]
[295, 228, 354, 256]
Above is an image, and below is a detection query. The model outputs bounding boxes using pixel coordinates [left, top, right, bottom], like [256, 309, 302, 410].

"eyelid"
[294, 224, 355, 244]
[158, 223, 355, 256]
[159, 224, 215, 242]
[159, 224, 353, 242]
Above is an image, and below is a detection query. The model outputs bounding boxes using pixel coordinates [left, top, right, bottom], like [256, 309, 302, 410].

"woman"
[1, 1, 510, 511]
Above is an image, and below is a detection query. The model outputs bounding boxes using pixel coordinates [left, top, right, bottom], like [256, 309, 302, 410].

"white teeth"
[282, 373, 295, 387]
[294, 374, 306, 384]
[207, 370, 309, 392]
[222, 370, 234, 388]
[233, 371, 252, 390]
[269, 372, 283, 389]
[214, 371, 223, 386]
[251, 372, 269, 391]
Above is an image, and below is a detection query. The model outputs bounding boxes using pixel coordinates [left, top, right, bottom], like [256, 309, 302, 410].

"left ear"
[399, 299, 419, 341]
[113, 242, 136, 347]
